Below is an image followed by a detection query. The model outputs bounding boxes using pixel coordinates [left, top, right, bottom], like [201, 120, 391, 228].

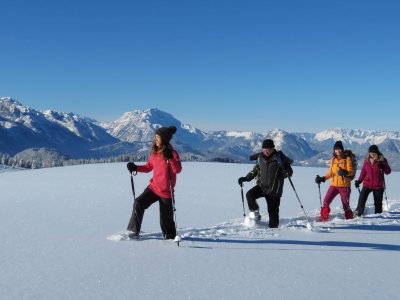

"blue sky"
[1, 0, 399, 132]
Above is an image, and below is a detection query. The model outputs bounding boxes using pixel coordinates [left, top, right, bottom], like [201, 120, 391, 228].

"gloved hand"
[315, 175, 326, 184]
[354, 180, 361, 189]
[127, 162, 137, 173]
[163, 148, 173, 160]
[338, 168, 349, 176]
[282, 167, 293, 178]
[238, 177, 248, 186]
[378, 161, 384, 170]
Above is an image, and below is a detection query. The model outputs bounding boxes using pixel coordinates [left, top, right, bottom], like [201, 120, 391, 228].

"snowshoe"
[249, 211, 261, 221]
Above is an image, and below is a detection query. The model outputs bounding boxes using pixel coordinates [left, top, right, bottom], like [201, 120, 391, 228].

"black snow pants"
[355, 187, 384, 216]
[127, 188, 176, 239]
[246, 185, 281, 228]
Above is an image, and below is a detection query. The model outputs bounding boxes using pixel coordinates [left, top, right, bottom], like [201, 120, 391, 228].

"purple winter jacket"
[357, 155, 391, 190]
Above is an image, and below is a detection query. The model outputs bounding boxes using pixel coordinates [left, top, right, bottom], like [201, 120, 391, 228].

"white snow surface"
[1, 162, 400, 299]
[0, 164, 22, 172]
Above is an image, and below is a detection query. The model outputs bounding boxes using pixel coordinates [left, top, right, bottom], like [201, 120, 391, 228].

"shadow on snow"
[327, 224, 400, 232]
[183, 236, 400, 252]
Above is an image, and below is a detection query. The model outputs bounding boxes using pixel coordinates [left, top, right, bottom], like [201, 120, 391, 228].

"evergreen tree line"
[0, 152, 237, 170]
[0, 153, 147, 169]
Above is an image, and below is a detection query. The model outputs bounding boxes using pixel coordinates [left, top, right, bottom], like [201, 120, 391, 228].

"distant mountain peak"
[0, 97, 36, 121]
[225, 131, 258, 139]
[101, 108, 201, 143]
[270, 128, 288, 133]
[0, 97, 118, 157]
[0, 97, 23, 106]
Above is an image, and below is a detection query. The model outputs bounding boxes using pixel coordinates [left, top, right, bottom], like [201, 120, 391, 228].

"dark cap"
[262, 139, 275, 149]
[155, 126, 177, 144]
[368, 145, 380, 154]
[333, 140, 344, 150]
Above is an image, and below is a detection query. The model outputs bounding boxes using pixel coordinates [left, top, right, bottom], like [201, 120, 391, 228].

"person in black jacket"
[238, 139, 293, 228]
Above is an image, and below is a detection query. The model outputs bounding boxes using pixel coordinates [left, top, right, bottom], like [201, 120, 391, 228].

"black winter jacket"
[245, 150, 292, 198]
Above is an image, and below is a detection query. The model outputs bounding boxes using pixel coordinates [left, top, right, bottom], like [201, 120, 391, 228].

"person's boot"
[375, 203, 383, 214]
[269, 215, 279, 228]
[344, 209, 354, 220]
[127, 231, 140, 239]
[249, 210, 261, 221]
[164, 233, 176, 240]
[320, 207, 330, 222]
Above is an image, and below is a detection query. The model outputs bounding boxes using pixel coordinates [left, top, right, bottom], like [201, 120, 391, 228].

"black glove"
[315, 175, 326, 184]
[127, 162, 137, 173]
[354, 180, 361, 189]
[238, 177, 248, 186]
[338, 168, 349, 176]
[163, 148, 173, 160]
[282, 167, 293, 178]
[378, 161, 384, 170]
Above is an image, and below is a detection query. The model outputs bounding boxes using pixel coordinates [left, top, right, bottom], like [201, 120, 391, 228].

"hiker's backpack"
[276, 151, 294, 178]
[343, 149, 357, 180]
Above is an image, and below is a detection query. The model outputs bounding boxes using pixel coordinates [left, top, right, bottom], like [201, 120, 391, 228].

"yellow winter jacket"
[324, 155, 354, 187]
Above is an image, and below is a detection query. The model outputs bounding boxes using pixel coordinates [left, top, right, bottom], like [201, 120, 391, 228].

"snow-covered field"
[1, 162, 399, 299]
[0, 164, 21, 172]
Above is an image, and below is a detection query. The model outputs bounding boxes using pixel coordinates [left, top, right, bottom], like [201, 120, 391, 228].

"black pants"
[127, 188, 176, 239]
[355, 187, 384, 216]
[246, 185, 281, 228]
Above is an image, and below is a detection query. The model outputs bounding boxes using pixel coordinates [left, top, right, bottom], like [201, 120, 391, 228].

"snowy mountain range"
[0, 97, 118, 158]
[1, 97, 400, 170]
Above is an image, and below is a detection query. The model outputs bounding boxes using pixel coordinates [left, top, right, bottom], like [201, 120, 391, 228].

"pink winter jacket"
[357, 155, 391, 190]
[137, 146, 182, 198]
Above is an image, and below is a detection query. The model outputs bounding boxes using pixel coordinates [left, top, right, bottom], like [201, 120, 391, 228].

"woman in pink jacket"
[126, 126, 182, 239]
[354, 145, 391, 216]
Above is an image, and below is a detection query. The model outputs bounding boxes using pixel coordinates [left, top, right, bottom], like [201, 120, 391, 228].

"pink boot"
[320, 207, 330, 222]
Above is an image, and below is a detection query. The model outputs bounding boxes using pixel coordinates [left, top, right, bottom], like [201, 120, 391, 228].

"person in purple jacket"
[354, 145, 391, 216]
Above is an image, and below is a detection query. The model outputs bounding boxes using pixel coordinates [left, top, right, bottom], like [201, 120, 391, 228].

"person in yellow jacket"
[315, 141, 354, 221]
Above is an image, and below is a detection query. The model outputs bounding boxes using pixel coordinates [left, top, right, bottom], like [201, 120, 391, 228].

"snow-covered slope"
[1, 163, 399, 299]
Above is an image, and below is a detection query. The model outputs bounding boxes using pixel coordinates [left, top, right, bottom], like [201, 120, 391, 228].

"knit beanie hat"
[333, 140, 344, 150]
[262, 139, 275, 149]
[155, 126, 177, 144]
[368, 145, 380, 154]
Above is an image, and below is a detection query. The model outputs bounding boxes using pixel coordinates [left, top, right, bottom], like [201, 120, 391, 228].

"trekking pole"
[381, 170, 389, 211]
[130, 171, 137, 201]
[288, 177, 313, 229]
[167, 160, 180, 247]
[317, 182, 322, 208]
[129, 170, 141, 237]
[240, 183, 246, 217]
